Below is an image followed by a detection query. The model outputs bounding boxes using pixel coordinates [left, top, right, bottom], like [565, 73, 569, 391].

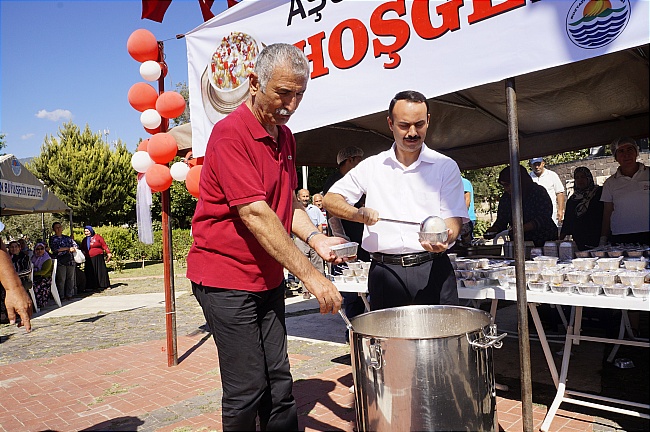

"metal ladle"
[379, 215, 444, 232]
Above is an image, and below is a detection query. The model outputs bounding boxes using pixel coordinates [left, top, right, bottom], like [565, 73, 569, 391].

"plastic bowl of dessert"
[607, 249, 625, 258]
[626, 249, 646, 258]
[577, 282, 602, 296]
[575, 250, 591, 258]
[456, 260, 480, 270]
[330, 242, 359, 259]
[541, 270, 565, 284]
[618, 272, 647, 287]
[596, 258, 622, 271]
[550, 282, 574, 294]
[459, 270, 482, 279]
[623, 259, 647, 271]
[533, 256, 559, 268]
[566, 271, 591, 284]
[572, 258, 597, 270]
[631, 284, 650, 298]
[525, 260, 544, 272]
[525, 272, 542, 283]
[463, 278, 487, 288]
[590, 249, 608, 258]
[528, 281, 548, 292]
[590, 272, 617, 286]
[603, 284, 629, 298]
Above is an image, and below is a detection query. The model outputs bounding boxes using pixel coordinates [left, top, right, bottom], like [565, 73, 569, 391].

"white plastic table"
[485, 286, 650, 431]
[335, 280, 650, 430]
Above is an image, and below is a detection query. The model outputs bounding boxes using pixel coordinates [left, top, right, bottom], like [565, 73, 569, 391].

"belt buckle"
[401, 255, 417, 267]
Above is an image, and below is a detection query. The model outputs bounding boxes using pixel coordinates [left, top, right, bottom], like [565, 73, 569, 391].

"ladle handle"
[338, 309, 354, 331]
[379, 218, 419, 226]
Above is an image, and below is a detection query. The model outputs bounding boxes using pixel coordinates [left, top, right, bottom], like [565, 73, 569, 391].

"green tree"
[169, 82, 190, 128]
[0, 132, 6, 154]
[28, 121, 136, 226]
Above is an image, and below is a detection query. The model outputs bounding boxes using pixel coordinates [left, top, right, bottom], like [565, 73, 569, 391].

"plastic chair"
[27, 265, 39, 313]
[50, 259, 62, 307]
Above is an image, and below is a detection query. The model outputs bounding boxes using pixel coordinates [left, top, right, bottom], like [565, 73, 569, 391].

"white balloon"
[131, 151, 155, 173]
[140, 60, 162, 81]
[170, 161, 190, 181]
[140, 109, 161, 129]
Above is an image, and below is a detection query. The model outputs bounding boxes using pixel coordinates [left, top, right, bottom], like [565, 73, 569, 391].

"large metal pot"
[349, 305, 505, 431]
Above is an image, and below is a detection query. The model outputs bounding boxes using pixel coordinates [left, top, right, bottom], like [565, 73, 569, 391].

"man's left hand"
[419, 229, 451, 253]
[311, 235, 348, 264]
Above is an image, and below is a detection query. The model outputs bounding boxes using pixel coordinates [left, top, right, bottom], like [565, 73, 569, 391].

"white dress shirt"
[328, 144, 469, 254]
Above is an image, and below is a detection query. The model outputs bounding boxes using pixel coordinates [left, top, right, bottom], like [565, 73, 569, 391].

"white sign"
[0, 179, 43, 200]
[185, 0, 649, 157]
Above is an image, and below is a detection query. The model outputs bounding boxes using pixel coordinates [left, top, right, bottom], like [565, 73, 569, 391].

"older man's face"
[312, 195, 323, 209]
[250, 65, 308, 128]
[298, 190, 310, 206]
[530, 161, 545, 176]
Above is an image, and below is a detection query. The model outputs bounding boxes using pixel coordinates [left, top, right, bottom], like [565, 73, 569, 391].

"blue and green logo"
[566, 0, 631, 49]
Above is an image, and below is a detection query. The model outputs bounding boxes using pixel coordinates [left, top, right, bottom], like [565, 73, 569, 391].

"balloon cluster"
[126, 29, 201, 197]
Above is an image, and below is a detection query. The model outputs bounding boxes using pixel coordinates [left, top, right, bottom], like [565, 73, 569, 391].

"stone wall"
[546, 151, 650, 195]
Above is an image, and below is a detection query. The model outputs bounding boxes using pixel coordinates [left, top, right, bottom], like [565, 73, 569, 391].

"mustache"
[276, 108, 295, 116]
[405, 135, 421, 141]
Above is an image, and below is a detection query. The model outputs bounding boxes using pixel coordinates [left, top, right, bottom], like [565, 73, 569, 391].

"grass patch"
[110, 260, 187, 278]
[89, 383, 139, 406]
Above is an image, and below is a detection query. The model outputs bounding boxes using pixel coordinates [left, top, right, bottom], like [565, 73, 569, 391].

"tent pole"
[302, 166, 308, 190]
[158, 40, 178, 367]
[69, 210, 73, 237]
[505, 77, 534, 431]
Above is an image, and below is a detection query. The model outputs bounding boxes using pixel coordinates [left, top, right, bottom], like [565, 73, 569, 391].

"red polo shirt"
[186, 103, 298, 291]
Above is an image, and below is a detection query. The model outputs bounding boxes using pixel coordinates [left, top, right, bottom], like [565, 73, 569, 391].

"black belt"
[370, 251, 443, 267]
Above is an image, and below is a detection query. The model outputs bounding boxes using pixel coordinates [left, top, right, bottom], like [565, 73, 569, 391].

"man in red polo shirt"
[187, 43, 343, 431]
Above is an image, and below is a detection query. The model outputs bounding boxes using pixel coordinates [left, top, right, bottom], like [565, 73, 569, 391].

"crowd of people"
[0, 221, 112, 325]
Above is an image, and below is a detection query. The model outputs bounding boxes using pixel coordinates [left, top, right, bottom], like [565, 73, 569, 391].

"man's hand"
[357, 207, 379, 225]
[420, 228, 451, 253]
[301, 275, 342, 314]
[4, 288, 32, 332]
[310, 235, 348, 264]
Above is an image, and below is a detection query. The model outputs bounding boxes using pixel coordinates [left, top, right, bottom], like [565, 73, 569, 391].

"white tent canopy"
[184, 0, 649, 169]
[0, 154, 70, 216]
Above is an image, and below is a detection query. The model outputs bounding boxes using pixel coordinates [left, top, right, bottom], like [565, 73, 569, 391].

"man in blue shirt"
[460, 177, 476, 246]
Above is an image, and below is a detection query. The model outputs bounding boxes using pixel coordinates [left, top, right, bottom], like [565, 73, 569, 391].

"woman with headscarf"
[8, 241, 32, 290]
[560, 167, 603, 250]
[79, 226, 112, 291]
[31, 243, 53, 309]
[484, 164, 558, 247]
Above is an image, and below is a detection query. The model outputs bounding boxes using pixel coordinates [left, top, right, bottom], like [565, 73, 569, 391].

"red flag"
[141, 0, 172, 23]
[227, 0, 239, 8]
[198, 0, 215, 21]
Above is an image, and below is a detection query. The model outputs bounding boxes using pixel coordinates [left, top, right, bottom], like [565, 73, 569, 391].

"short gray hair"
[254, 43, 309, 91]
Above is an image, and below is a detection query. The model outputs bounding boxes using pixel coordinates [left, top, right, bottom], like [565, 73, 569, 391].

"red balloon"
[137, 139, 149, 152]
[127, 29, 159, 62]
[144, 125, 161, 135]
[147, 133, 177, 164]
[128, 82, 158, 112]
[185, 165, 203, 198]
[156, 91, 186, 119]
[145, 164, 173, 192]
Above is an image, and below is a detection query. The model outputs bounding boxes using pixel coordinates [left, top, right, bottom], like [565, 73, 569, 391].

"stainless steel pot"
[349, 305, 505, 431]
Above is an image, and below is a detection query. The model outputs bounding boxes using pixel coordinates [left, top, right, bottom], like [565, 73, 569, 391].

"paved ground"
[1, 274, 648, 431]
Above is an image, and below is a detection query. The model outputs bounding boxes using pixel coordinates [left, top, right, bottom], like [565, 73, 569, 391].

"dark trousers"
[192, 282, 298, 431]
[368, 254, 459, 310]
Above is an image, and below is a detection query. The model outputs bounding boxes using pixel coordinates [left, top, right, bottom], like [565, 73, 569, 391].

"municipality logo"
[11, 157, 21, 176]
[566, 0, 631, 49]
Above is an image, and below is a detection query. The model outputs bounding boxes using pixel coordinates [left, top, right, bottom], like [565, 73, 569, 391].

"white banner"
[1, 179, 43, 200]
[186, 0, 649, 157]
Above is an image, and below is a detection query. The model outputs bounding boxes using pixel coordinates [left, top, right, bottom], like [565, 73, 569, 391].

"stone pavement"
[1, 282, 648, 431]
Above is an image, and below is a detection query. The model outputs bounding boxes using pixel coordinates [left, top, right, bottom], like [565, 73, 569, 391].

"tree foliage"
[28, 121, 136, 226]
[0, 132, 6, 154]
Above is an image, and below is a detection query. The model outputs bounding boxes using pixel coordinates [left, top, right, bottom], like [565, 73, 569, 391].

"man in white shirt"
[296, 189, 326, 275]
[529, 157, 566, 225]
[324, 90, 468, 310]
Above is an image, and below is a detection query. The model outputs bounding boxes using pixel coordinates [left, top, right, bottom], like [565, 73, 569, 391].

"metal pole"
[158, 41, 178, 367]
[505, 77, 534, 431]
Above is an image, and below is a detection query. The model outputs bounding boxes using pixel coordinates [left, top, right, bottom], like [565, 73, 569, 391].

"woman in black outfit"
[560, 167, 603, 250]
